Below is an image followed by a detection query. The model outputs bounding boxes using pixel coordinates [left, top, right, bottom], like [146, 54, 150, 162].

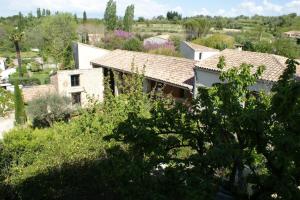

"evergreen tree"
[9, 30, 24, 78]
[104, 0, 117, 31]
[46, 9, 51, 16]
[83, 11, 87, 23]
[14, 80, 26, 125]
[123, 5, 134, 32]
[74, 13, 78, 23]
[42, 8, 46, 16]
[37, 8, 41, 18]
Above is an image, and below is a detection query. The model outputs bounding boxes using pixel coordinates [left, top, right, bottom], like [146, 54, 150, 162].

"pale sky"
[0, 0, 299, 18]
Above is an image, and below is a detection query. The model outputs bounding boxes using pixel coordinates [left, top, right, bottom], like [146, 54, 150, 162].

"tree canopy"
[104, 0, 117, 31]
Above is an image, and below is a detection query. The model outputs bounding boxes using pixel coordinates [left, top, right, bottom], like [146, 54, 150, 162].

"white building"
[0, 57, 6, 71]
[73, 42, 111, 70]
[180, 41, 219, 61]
[193, 49, 300, 97]
[143, 35, 170, 46]
[0, 68, 16, 82]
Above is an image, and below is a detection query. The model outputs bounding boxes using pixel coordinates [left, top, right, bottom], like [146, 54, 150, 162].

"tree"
[9, 29, 24, 78]
[193, 33, 235, 50]
[36, 8, 41, 18]
[184, 18, 211, 40]
[123, 5, 134, 32]
[166, 11, 182, 21]
[27, 93, 72, 127]
[74, 13, 78, 23]
[83, 11, 87, 23]
[42, 9, 46, 16]
[14, 81, 26, 125]
[104, 0, 117, 31]
[40, 13, 77, 69]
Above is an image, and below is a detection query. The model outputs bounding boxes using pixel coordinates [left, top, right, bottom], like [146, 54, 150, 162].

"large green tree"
[104, 0, 117, 31]
[40, 13, 77, 69]
[184, 18, 211, 40]
[123, 5, 134, 32]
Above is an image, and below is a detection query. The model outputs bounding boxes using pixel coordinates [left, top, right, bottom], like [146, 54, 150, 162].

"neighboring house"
[91, 49, 196, 102]
[73, 42, 111, 70]
[180, 41, 219, 61]
[193, 49, 300, 97]
[143, 34, 170, 46]
[0, 57, 6, 71]
[284, 31, 300, 38]
[88, 33, 103, 45]
[50, 68, 104, 106]
[0, 68, 16, 82]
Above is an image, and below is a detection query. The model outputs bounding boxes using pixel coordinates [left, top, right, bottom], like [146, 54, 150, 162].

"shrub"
[193, 34, 235, 50]
[9, 77, 41, 86]
[27, 94, 73, 128]
[144, 41, 175, 51]
[123, 38, 143, 51]
[148, 47, 181, 57]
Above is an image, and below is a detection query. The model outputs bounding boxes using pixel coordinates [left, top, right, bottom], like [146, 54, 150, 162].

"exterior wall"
[180, 42, 195, 60]
[194, 51, 219, 61]
[52, 68, 104, 106]
[73, 43, 110, 70]
[0, 59, 5, 71]
[143, 37, 169, 46]
[194, 68, 273, 97]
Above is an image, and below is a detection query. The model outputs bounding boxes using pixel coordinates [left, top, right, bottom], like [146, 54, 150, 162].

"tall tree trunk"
[14, 41, 22, 78]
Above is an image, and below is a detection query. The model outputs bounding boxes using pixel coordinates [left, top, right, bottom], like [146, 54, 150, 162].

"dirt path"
[0, 113, 14, 139]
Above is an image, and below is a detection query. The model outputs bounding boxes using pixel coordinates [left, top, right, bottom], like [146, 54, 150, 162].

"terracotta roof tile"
[92, 50, 196, 90]
[196, 49, 300, 82]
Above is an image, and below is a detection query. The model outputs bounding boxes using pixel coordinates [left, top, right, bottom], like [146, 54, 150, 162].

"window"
[71, 74, 80, 87]
[199, 53, 202, 60]
[71, 92, 81, 105]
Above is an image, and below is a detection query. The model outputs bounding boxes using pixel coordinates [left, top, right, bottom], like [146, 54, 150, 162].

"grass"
[30, 69, 53, 84]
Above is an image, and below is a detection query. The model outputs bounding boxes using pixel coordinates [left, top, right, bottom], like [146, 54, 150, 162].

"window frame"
[71, 74, 80, 87]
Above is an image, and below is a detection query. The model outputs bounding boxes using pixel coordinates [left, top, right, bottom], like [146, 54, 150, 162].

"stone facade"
[50, 68, 104, 106]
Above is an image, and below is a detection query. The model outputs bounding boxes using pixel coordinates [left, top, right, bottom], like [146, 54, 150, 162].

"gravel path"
[0, 113, 15, 139]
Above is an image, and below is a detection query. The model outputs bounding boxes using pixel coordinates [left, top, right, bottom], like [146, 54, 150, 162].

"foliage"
[14, 81, 26, 125]
[9, 29, 24, 77]
[148, 47, 181, 57]
[144, 40, 175, 51]
[104, 0, 117, 31]
[9, 76, 41, 86]
[184, 18, 211, 40]
[166, 11, 182, 21]
[0, 88, 14, 117]
[123, 5, 135, 32]
[40, 13, 77, 69]
[114, 29, 134, 39]
[27, 93, 73, 128]
[193, 33, 235, 50]
[123, 37, 143, 51]
[83, 11, 87, 23]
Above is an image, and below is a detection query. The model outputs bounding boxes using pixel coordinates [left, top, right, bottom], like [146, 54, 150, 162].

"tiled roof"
[92, 49, 196, 90]
[196, 49, 300, 82]
[22, 85, 56, 102]
[184, 41, 219, 52]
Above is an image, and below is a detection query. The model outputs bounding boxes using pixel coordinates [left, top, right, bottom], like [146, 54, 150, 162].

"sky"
[0, 0, 299, 18]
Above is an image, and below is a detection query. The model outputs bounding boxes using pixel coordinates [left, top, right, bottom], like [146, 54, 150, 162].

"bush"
[27, 94, 73, 128]
[193, 34, 235, 50]
[14, 81, 26, 125]
[123, 38, 143, 51]
[148, 47, 182, 57]
[9, 77, 41, 86]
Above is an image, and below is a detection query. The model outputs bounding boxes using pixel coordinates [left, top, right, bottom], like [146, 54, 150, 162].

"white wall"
[193, 68, 273, 97]
[0, 60, 5, 71]
[180, 42, 195, 60]
[74, 43, 110, 70]
[194, 51, 219, 61]
[53, 68, 104, 106]
[143, 37, 169, 46]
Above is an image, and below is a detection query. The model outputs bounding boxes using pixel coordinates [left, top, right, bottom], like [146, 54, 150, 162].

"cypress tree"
[123, 5, 134, 32]
[104, 0, 117, 31]
[14, 81, 26, 125]
[83, 11, 87, 23]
